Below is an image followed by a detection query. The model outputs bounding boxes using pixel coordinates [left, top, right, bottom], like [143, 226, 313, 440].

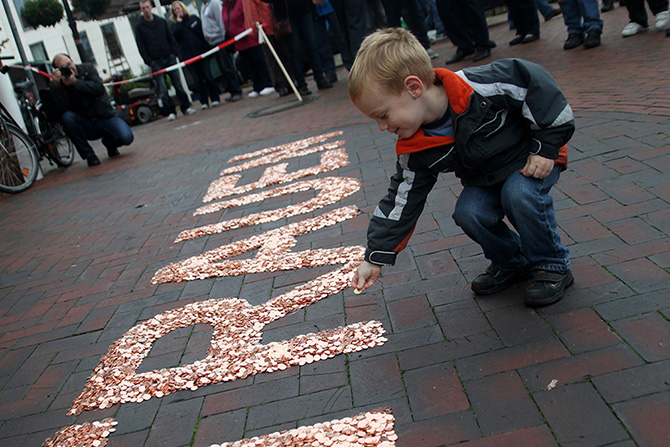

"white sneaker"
[168, 113, 177, 121]
[201, 104, 208, 110]
[621, 21, 648, 36]
[185, 107, 196, 115]
[248, 91, 260, 98]
[259, 87, 276, 96]
[211, 100, 221, 107]
[426, 48, 439, 59]
[655, 10, 669, 29]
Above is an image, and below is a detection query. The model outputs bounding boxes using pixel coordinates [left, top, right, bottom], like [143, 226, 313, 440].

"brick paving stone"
[349, 353, 404, 407]
[434, 299, 493, 340]
[610, 312, 670, 362]
[450, 425, 558, 447]
[456, 338, 570, 381]
[519, 343, 644, 392]
[299, 355, 348, 395]
[534, 382, 629, 447]
[144, 397, 203, 447]
[113, 398, 162, 435]
[201, 375, 297, 417]
[403, 362, 470, 421]
[485, 306, 554, 347]
[397, 332, 501, 371]
[546, 308, 622, 354]
[613, 391, 670, 447]
[394, 411, 481, 447]
[192, 408, 247, 447]
[387, 294, 437, 332]
[592, 360, 670, 404]
[464, 371, 543, 435]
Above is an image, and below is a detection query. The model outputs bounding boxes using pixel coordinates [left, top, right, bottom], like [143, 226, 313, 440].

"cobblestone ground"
[1, 6, 669, 447]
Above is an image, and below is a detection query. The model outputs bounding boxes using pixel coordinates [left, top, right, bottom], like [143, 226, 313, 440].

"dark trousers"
[436, 0, 491, 52]
[331, 0, 367, 70]
[188, 58, 220, 105]
[213, 49, 242, 95]
[314, 11, 345, 79]
[151, 56, 191, 116]
[60, 111, 133, 161]
[287, 10, 326, 88]
[240, 45, 273, 92]
[506, 0, 540, 36]
[382, 0, 431, 48]
[626, 0, 669, 26]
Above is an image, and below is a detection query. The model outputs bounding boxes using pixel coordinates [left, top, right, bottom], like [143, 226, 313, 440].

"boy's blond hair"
[348, 27, 435, 103]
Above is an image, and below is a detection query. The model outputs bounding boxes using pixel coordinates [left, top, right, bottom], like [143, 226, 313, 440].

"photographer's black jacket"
[49, 63, 115, 121]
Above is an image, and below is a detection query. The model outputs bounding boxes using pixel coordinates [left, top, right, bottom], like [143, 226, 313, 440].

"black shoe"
[545, 8, 562, 20]
[488, 40, 497, 48]
[666, 28, 670, 36]
[472, 48, 491, 62]
[524, 270, 574, 307]
[326, 74, 338, 84]
[563, 33, 584, 50]
[445, 48, 474, 64]
[316, 78, 333, 90]
[522, 34, 540, 43]
[278, 87, 290, 97]
[583, 28, 602, 48]
[298, 86, 312, 96]
[87, 155, 101, 167]
[225, 93, 242, 102]
[509, 35, 525, 45]
[107, 147, 120, 158]
[601, 0, 614, 11]
[471, 263, 534, 296]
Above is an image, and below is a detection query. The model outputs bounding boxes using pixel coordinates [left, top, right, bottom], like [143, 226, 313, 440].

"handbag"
[273, 0, 292, 38]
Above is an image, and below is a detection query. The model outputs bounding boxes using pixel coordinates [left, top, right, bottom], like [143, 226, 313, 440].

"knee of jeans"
[60, 111, 78, 128]
[120, 129, 134, 146]
[452, 201, 481, 231]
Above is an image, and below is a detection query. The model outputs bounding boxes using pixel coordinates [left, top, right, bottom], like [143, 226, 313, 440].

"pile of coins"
[42, 419, 117, 447]
[213, 409, 397, 447]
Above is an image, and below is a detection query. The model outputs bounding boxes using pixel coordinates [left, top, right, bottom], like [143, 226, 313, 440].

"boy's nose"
[377, 121, 387, 132]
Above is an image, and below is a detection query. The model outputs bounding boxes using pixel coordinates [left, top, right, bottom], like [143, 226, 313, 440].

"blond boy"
[349, 28, 575, 307]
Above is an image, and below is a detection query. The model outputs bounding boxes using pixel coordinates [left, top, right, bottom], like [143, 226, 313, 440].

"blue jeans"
[61, 111, 134, 161]
[452, 167, 570, 273]
[560, 0, 604, 34]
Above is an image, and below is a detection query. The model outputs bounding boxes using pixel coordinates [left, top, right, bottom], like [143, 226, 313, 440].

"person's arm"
[352, 152, 440, 291]
[134, 25, 152, 66]
[72, 64, 106, 97]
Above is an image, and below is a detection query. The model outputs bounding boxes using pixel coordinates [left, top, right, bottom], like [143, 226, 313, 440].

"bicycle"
[0, 72, 75, 193]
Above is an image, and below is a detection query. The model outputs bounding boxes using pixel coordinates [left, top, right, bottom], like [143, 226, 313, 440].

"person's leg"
[624, 0, 649, 26]
[283, 27, 309, 92]
[536, 0, 555, 17]
[647, 0, 669, 15]
[242, 46, 273, 92]
[580, 0, 605, 30]
[500, 168, 569, 273]
[60, 111, 102, 163]
[96, 116, 134, 156]
[402, 0, 433, 49]
[218, 51, 243, 98]
[151, 63, 176, 116]
[437, 0, 476, 61]
[292, 11, 330, 88]
[200, 58, 221, 104]
[465, 0, 492, 50]
[313, 14, 337, 80]
[165, 57, 192, 114]
[187, 61, 208, 107]
[381, 0, 402, 27]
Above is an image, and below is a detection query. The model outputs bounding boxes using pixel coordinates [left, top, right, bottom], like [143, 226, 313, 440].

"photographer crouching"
[50, 54, 134, 167]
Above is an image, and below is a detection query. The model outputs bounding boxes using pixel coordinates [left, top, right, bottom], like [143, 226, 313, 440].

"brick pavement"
[1, 6, 669, 447]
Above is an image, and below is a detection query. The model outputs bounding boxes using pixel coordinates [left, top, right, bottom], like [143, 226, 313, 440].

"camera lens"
[60, 65, 72, 78]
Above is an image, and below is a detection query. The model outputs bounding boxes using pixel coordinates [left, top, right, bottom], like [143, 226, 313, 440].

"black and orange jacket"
[365, 59, 575, 266]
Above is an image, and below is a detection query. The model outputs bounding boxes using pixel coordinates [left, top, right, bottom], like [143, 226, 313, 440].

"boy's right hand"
[352, 261, 382, 293]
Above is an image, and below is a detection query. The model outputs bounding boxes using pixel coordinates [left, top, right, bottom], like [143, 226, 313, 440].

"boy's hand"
[352, 261, 382, 293]
[521, 154, 554, 179]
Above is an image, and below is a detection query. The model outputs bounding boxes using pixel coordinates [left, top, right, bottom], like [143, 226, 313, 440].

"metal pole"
[62, 0, 89, 63]
[0, 0, 39, 98]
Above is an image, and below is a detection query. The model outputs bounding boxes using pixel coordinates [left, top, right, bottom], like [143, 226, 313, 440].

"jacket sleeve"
[135, 25, 152, 66]
[476, 58, 575, 161]
[365, 153, 438, 266]
[73, 64, 106, 97]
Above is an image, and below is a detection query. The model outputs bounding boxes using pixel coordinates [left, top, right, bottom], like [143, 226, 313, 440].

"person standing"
[436, 0, 494, 64]
[135, 0, 196, 121]
[170, 1, 221, 109]
[200, 0, 244, 102]
[560, 0, 604, 49]
[49, 54, 134, 167]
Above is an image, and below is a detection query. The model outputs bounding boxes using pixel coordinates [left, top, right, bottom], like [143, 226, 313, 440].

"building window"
[79, 31, 96, 64]
[29, 42, 48, 63]
[101, 23, 123, 60]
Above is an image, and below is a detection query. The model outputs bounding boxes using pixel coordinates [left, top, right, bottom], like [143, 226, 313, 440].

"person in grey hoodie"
[200, 0, 243, 101]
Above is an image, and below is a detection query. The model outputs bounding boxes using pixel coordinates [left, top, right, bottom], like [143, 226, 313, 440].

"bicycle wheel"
[37, 114, 75, 167]
[0, 121, 40, 193]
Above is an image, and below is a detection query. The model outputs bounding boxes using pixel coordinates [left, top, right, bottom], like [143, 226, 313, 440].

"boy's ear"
[404, 75, 424, 99]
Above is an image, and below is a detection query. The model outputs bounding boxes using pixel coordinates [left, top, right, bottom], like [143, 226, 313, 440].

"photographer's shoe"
[107, 148, 120, 158]
[524, 270, 574, 307]
[87, 155, 101, 167]
[471, 263, 533, 295]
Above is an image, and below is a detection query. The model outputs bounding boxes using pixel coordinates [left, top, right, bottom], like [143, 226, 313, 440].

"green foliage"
[71, 0, 112, 20]
[20, 0, 64, 29]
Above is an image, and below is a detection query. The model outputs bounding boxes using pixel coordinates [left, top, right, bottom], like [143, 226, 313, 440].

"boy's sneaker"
[471, 263, 534, 295]
[621, 22, 648, 36]
[563, 33, 584, 49]
[655, 10, 669, 29]
[583, 28, 602, 48]
[524, 270, 574, 308]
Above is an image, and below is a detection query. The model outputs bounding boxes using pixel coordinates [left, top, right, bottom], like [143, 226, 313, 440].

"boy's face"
[355, 85, 425, 140]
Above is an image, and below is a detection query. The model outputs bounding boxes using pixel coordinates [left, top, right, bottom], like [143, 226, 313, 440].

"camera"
[59, 65, 72, 78]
